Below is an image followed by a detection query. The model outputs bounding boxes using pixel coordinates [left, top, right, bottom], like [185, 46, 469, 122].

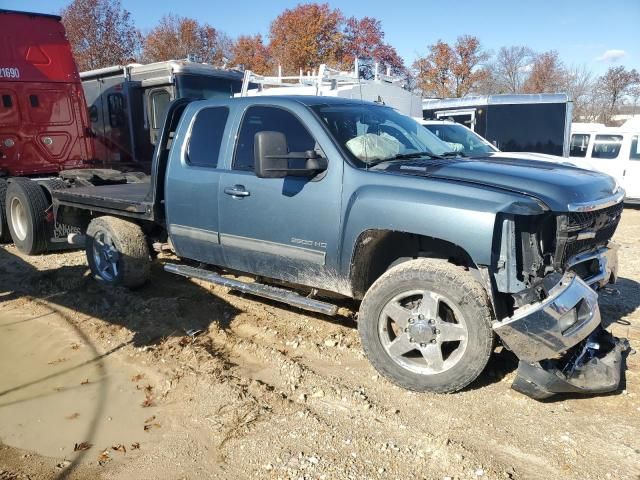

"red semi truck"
[0, 9, 96, 252]
[0, 9, 247, 255]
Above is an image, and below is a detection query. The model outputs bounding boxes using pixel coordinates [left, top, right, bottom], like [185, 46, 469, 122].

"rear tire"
[0, 179, 11, 243]
[358, 258, 494, 393]
[86, 216, 151, 288]
[5, 179, 50, 254]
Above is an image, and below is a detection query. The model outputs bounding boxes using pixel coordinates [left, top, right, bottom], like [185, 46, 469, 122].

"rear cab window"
[233, 105, 317, 171]
[592, 134, 623, 159]
[570, 134, 590, 157]
[186, 107, 229, 168]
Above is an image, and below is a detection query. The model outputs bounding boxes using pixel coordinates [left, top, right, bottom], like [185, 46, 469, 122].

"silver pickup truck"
[50, 96, 630, 399]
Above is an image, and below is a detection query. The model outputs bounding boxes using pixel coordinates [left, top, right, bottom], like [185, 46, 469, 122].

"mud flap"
[511, 328, 631, 400]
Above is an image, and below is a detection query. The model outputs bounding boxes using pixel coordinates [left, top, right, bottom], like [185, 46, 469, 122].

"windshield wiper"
[393, 151, 443, 160]
[440, 151, 465, 158]
[367, 151, 444, 166]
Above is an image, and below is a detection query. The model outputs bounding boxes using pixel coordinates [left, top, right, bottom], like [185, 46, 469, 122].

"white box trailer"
[422, 94, 573, 157]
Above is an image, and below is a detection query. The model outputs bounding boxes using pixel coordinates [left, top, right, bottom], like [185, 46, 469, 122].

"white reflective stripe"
[170, 224, 220, 244]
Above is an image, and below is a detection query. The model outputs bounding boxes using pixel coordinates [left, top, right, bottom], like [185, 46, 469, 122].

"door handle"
[224, 185, 250, 197]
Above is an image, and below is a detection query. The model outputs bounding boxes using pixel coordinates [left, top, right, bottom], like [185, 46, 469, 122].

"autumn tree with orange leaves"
[522, 51, 566, 94]
[231, 35, 271, 75]
[143, 14, 231, 65]
[413, 36, 489, 97]
[340, 16, 404, 76]
[269, 3, 344, 73]
[61, 0, 142, 71]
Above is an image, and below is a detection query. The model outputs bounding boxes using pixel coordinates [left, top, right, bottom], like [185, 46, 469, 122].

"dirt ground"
[1, 210, 639, 480]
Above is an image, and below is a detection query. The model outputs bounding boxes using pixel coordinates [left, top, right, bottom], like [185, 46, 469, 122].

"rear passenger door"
[165, 106, 229, 265]
[216, 105, 343, 286]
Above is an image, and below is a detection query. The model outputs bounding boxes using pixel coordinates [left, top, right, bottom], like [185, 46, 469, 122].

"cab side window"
[570, 134, 590, 157]
[186, 107, 229, 168]
[233, 106, 316, 171]
[107, 93, 125, 128]
[592, 134, 623, 159]
[150, 90, 171, 129]
[631, 135, 640, 161]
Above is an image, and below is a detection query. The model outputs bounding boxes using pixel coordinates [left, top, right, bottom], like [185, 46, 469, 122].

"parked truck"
[0, 9, 96, 249]
[81, 60, 246, 169]
[51, 96, 628, 399]
[0, 8, 247, 255]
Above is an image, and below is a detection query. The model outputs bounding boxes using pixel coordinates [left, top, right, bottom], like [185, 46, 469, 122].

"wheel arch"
[348, 229, 481, 300]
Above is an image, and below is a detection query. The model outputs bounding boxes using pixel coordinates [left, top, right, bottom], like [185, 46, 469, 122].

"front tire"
[358, 258, 494, 393]
[86, 216, 151, 288]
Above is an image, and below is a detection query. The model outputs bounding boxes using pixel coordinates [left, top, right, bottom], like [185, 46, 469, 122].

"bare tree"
[562, 64, 594, 121]
[596, 66, 640, 124]
[492, 46, 534, 93]
[630, 84, 640, 108]
[61, 0, 142, 71]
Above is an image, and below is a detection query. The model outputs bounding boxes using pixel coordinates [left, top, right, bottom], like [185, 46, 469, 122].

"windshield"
[176, 73, 243, 100]
[310, 103, 452, 166]
[423, 123, 497, 156]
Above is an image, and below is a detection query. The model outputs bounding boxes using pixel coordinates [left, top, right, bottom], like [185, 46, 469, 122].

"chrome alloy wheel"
[91, 231, 120, 281]
[378, 289, 469, 375]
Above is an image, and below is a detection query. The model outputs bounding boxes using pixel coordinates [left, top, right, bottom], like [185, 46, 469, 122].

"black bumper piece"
[511, 328, 631, 400]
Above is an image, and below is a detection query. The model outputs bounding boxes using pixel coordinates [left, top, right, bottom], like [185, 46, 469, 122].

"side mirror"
[255, 131, 328, 178]
[255, 131, 289, 178]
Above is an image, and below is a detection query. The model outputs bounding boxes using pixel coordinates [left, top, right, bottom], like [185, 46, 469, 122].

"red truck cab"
[0, 9, 93, 177]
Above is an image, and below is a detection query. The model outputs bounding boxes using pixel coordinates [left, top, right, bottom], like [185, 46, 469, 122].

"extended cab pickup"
[52, 96, 630, 399]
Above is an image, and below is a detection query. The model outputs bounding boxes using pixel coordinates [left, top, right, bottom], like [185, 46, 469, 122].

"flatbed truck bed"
[53, 182, 154, 220]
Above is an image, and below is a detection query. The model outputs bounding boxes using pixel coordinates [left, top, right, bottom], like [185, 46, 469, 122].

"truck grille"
[555, 202, 623, 267]
[565, 203, 624, 232]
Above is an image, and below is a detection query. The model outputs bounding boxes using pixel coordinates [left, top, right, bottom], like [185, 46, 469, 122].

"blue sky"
[9, 0, 640, 74]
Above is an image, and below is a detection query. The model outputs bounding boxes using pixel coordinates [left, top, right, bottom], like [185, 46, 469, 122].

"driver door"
[217, 105, 343, 286]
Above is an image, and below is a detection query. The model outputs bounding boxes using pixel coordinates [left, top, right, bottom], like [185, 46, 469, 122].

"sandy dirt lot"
[0, 209, 639, 480]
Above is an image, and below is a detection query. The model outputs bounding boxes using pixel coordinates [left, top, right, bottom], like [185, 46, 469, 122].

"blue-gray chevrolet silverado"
[50, 96, 630, 399]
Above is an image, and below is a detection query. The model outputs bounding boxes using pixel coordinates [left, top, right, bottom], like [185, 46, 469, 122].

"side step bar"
[164, 263, 338, 316]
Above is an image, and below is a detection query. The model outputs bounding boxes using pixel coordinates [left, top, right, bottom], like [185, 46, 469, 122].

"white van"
[570, 119, 640, 203]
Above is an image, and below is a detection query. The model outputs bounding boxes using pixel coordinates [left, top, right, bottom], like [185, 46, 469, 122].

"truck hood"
[481, 151, 567, 163]
[377, 156, 619, 211]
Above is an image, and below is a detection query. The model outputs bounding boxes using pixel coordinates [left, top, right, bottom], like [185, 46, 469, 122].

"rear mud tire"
[5, 179, 50, 254]
[86, 216, 151, 288]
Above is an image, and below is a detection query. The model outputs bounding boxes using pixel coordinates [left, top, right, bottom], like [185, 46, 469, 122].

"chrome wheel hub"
[406, 315, 437, 345]
[378, 289, 469, 375]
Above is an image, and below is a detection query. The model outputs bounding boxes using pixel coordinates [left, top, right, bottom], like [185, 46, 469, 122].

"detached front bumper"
[493, 244, 630, 399]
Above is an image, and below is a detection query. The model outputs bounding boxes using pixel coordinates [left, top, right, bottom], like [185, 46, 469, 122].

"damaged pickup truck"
[50, 96, 630, 399]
